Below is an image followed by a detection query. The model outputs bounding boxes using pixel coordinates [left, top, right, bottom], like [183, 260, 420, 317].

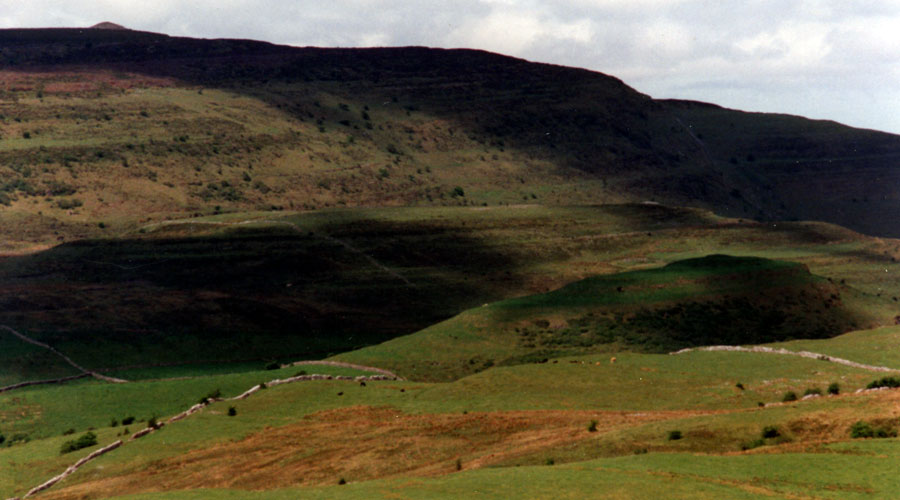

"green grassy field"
[4, 340, 899, 499]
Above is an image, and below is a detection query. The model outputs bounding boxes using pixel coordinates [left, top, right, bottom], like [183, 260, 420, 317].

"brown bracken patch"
[42, 406, 713, 499]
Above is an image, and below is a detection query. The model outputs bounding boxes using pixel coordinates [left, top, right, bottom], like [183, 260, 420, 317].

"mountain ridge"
[0, 28, 898, 237]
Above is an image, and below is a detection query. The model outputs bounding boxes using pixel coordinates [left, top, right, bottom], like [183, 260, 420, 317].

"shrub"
[850, 421, 897, 439]
[850, 421, 875, 438]
[122, 416, 135, 425]
[667, 430, 683, 441]
[741, 438, 765, 451]
[782, 391, 798, 402]
[866, 377, 900, 389]
[147, 416, 158, 429]
[455, 458, 462, 471]
[803, 387, 822, 397]
[761, 426, 780, 439]
[827, 382, 840, 395]
[227, 406, 237, 417]
[587, 420, 598, 432]
[0, 434, 4, 445]
[60, 432, 97, 454]
[22, 131, 30, 139]
[735, 382, 745, 390]
[63, 428, 76, 435]
[545, 458, 555, 465]
[451, 186, 465, 198]
[338, 478, 347, 485]
[110, 418, 118, 427]
[265, 362, 280, 370]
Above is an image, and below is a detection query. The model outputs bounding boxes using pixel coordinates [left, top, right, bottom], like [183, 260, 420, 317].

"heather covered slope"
[1, 28, 900, 242]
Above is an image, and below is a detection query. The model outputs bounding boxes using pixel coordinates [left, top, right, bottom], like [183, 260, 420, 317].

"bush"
[110, 418, 118, 427]
[850, 421, 897, 439]
[782, 391, 798, 402]
[741, 438, 765, 451]
[122, 416, 135, 425]
[0, 433, 4, 445]
[338, 478, 347, 485]
[60, 432, 97, 454]
[735, 382, 745, 390]
[867, 377, 900, 389]
[265, 362, 280, 370]
[587, 420, 598, 432]
[827, 382, 840, 395]
[147, 416, 158, 429]
[803, 387, 822, 397]
[63, 428, 76, 435]
[667, 430, 683, 441]
[228, 406, 237, 416]
[451, 186, 465, 198]
[761, 426, 780, 439]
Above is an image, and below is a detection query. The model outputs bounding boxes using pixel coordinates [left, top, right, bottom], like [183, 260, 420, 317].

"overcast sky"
[2, 1, 899, 134]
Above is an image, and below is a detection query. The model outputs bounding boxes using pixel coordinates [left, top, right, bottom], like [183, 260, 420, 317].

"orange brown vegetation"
[44, 406, 718, 499]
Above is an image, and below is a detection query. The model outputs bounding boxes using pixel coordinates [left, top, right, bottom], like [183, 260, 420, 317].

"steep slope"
[0, 28, 898, 239]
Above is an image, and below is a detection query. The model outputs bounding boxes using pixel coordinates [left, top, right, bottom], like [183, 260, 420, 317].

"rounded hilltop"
[90, 22, 128, 30]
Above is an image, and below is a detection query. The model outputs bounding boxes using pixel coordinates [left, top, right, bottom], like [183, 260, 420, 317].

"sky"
[2, 1, 899, 134]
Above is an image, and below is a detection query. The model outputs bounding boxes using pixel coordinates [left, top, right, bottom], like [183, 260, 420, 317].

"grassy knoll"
[335, 254, 886, 381]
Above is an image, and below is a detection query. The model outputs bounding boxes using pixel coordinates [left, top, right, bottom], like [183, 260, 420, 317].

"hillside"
[0, 28, 899, 246]
[2, 204, 899, 385]
[336, 254, 881, 381]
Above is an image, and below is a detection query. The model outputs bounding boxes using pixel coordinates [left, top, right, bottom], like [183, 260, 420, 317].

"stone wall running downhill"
[0, 374, 91, 394]
[6, 364, 399, 499]
[7, 440, 123, 500]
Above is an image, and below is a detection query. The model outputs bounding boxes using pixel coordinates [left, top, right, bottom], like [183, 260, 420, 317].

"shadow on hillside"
[0, 216, 526, 369]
